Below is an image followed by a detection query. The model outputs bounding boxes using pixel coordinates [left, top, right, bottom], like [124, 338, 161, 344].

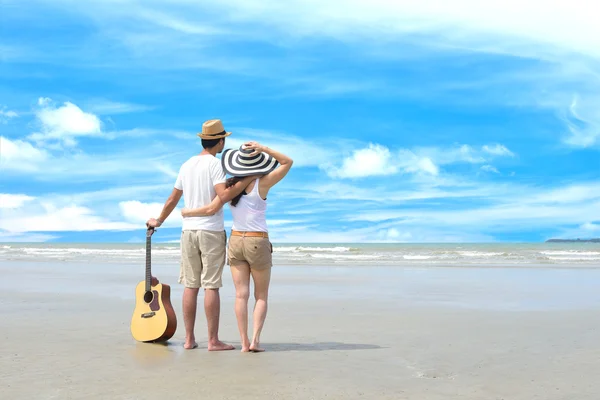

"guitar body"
[131, 281, 177, 343]
[130, 227, 177, 343]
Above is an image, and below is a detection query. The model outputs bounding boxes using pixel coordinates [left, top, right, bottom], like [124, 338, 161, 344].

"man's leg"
[204, 288, 234, 350]
[179, 230, 203, 350]
[183, 287, 199, 349]
[200, 230, 234, 351]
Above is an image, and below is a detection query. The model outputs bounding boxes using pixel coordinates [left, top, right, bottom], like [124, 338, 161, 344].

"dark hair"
[202, 138, 222, 149]
[227, 176, 246, 207]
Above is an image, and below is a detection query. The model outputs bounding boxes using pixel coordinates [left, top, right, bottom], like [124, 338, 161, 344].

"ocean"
[1, 242, 599, 266]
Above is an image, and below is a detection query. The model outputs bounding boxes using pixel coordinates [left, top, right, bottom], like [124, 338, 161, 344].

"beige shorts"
[179, 230, 226, 289]
[227, 235, 273, 270]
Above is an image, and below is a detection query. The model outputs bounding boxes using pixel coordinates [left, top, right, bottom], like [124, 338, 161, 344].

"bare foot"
[184, 341, 198, 350]
[241, 341, 251, 353]
[249, 342, 265, 352]
[208, 340, 235, 351]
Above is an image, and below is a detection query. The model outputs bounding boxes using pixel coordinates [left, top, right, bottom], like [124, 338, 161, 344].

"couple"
[146, 119, 292, 353]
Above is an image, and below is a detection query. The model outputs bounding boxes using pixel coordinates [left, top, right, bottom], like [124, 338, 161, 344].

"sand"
[1, 261, 600, 399]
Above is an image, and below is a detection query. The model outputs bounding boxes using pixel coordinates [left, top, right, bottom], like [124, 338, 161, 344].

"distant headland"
[545, 238, 600, 243]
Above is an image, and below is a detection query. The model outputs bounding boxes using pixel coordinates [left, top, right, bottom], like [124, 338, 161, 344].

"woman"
[182, 141, 293, 352]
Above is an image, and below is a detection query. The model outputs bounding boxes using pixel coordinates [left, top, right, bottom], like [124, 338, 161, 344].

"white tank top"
[230, 179, 268, 232]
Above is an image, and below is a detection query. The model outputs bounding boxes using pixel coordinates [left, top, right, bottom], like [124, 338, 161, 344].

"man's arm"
[214, 175, 258, 203]
[146, 188, 183, 228]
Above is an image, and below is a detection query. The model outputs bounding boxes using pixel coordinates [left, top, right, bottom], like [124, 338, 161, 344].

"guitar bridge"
[141, 312, 156, 318]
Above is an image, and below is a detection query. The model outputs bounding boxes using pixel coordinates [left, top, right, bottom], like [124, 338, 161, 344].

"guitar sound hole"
[143, 291, 154, 304]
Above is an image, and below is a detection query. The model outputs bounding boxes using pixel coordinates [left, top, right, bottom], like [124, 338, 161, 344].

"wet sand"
[1, 261, 600, 399]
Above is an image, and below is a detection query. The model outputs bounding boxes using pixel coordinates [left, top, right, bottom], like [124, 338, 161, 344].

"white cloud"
[364, 202, 600, 240]
[2, 130, 187, 182]
[418, 144, 514, 165]
[0, 142, 181, 180]
[0, 190, 186, 236]
[85, 99, 155, 115]
[206, 0, 600, 60]
[401, 153, 439, 176]
[550, 221, 600, 240]
[119, 200, 182, 227]
[0, 136, 49, 172]
[525, 182, 600, 205]
[225, 128, 336, 168]
[0, 107, 18, 123]
[449, 145, 486, 164]
[136, 9, 226, 35]
[326, 144, 441, 179]
[561, 96, 600, 148]
[156, 164, 179, 179]
[580, 222, 600, 232]
[5, 193, 313, 240]
[40, 0, 600, 63]
[275, 174, 514, 206]
[326, 142, 514, 179]
[38, 97, 51, 106]
[8, 0, 599, 125]
[419, 158, 438, 175]
[8, 1, 600, 112]
[30, 98, 102, 145]
[376, 228, 412, 242]
[344, 181, 600, 232]
[101, 128, 195, 141]
[1, 97, 202, 180]
[0, 194, 35, 209]
[480, 165, 500, 174]
[328, 144, 399, 178]
[287, 181, 600, 231]
[268, 221, 496, 243]
[0, 203, 138, 233]
[0, 231, 58, 242]
[482, 144, 514, 157]
[49, 184, 173, 206]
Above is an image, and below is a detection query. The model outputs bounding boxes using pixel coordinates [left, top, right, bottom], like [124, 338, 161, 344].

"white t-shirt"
[174, 154, 226, 231]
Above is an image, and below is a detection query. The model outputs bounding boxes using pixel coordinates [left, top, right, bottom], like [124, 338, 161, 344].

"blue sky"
[1, 0, 599, 243]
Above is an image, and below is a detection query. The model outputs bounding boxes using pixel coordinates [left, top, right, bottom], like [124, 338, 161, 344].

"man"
[146, 119, 256, 351]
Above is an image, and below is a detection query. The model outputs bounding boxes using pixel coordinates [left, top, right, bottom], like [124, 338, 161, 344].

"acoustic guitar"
[130, 227, 177, 343]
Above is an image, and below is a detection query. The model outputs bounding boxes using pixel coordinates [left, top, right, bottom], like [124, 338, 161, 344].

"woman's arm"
[244, 141, 293, 192]
[181, 195, 224, 217]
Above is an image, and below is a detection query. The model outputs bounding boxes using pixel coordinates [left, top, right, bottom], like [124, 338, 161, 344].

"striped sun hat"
[221, 144, 279, 177]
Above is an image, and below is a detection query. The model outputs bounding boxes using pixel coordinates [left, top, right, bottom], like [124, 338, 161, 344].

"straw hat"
[197, 119, 232, 140]
[221, 144, 278, 177]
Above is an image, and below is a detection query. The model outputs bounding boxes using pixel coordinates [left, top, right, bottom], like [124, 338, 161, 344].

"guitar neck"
[145, 230, 152, 292]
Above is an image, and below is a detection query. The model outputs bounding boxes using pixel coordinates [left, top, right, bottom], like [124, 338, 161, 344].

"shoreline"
[2, 257, 600, 269]
[3, 242, 599, 268]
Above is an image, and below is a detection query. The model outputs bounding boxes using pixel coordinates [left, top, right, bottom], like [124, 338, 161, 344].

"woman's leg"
[230, 264, 251, 352]
[249, 267, 271, 352]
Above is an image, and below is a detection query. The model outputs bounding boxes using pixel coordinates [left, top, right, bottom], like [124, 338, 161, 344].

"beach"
[2, 245, 600, 399]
